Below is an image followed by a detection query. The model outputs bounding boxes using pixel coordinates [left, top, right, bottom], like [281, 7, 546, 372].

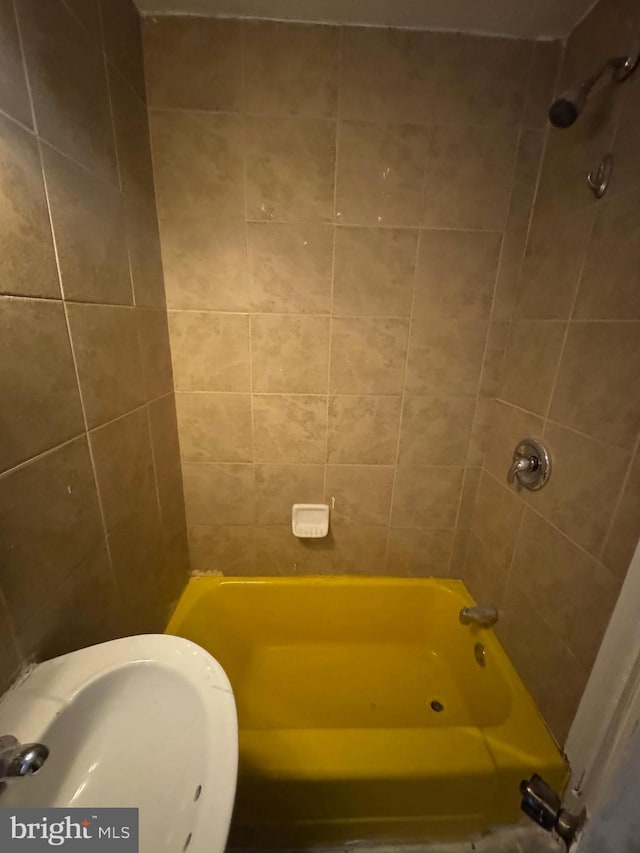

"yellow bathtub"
[166, 576, 568, 847]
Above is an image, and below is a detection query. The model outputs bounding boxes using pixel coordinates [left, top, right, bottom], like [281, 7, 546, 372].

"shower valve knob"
[507, 438, 551, 491]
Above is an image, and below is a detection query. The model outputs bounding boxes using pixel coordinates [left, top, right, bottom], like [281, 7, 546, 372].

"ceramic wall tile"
[0, 297, 84, 472]
[327, 396, 402, 465]
[336, 121, 428, 226]
[253, 395, 328, 463]
[0, 118, 58, 299]
[244, 116, 336, 223]
[244, 21, 339, 118]
[144, 17, 241, 110]
[169, 311, 251, 393]
[18, 0, 117, 183]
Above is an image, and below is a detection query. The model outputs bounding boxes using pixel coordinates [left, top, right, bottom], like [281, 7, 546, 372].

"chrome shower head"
[548, 41, 640, 129]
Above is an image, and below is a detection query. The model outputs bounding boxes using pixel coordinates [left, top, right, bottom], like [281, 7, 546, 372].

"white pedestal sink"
[0, 635, 238, 853]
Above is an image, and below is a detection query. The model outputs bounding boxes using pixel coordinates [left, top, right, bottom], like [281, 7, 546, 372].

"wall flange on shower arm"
[548, 40, 640, 129]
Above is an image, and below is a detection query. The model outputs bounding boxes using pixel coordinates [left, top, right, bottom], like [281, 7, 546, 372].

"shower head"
[548, 41, 640, 129]
[548, 85, 588, 128]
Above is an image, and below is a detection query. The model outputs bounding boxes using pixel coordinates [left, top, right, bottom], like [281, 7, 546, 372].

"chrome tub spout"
[459, 605, 498, 627]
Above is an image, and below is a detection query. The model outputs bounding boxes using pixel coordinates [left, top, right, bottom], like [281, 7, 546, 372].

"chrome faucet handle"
[507, 438, 552, 491]
[0, 735, 49, 780]
[507, 454, 537, 484]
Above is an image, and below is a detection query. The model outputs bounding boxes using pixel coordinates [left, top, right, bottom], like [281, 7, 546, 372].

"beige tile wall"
[461, 0, 640, 742]
[0, 0, 189, 692]
[144, 17, 560, 577]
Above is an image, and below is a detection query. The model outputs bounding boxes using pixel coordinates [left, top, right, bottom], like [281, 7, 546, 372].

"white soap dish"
[292, 504, 330, 538]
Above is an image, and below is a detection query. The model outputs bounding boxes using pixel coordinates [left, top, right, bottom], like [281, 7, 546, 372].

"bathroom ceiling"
[133, 0, 599, 40]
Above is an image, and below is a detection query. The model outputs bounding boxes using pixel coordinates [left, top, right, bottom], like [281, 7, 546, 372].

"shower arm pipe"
[550, 42, 640, 128]
[579, 54, 633, 97]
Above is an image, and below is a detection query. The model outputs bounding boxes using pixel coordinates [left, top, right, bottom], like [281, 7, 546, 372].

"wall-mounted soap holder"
[292, 504, 330, 538]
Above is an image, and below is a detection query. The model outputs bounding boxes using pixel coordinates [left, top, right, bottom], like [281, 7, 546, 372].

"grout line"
[599, 427, 640, 563]
[181, 459, 457, 469]
[565, 0, 602, 39]
[43, 134, 155, 211]
[59, 0, 100, 44]
[508, 317, 640, 324]
[483, 467, 621, 579]
[8, 14, 174, 615]
[459, 42, 560, 586]
[322, 26, 343, 508]
[41, 130, 125, 189]
[140, 10, 550, 41]
[540, 205, 597, 427]
[100, 1, 127, 215]
[11, 0, 37, 134]
[18, 1, 127, 197]
[166, 307, 404, 319]
[87, 394, 172, 435]
[145, 404, 165, 526]
[15, 0, 102, 493]
[239, 19, 258, 556]
[148, 102, 552, 132]
[6, 4, 157, 229]
[506, 39, 563, 328]
[494, 395, 635, 456]
[497, 112, 525, 231]
[383, 125, 434, 572]
[105, 72, 138, 312]
[0, 293, 164, 311]
[333, 222, 503, 234]
[130, 209, 155, 434]
[141, 45, 173, 325]
[187, 519, 456, 530]
[105, 52, 148, 112]
[0, 103, 34, 136]
[530, 39, 592, 440]
[175, 389, 408, 399]
[518, 39, 538, 129]
[3, 15, 82, 658]
[163, 311, 640, 324]
[34, 94, 121, 602]
[3, 289, 640, 324]
[452, 123, 526, 571]
[216, 217, 508, 234]
[0, 432, 87, 482]
[167, 305, 417, 320]
[134, 323, 151, 422]
[56, 326, 119, 591]
[497, 483, 529, 611]
[451, 274, 502, 574]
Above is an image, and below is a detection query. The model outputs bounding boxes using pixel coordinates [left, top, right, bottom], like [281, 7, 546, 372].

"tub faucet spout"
[459, 605, 498, 627]
[0, 735, 49, 782]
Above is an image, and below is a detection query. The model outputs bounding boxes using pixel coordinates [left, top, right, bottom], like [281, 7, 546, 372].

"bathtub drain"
[430, 699, 444, 713]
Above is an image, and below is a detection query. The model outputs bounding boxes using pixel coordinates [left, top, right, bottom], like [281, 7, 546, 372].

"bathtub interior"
[166, 576, 568, 845]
